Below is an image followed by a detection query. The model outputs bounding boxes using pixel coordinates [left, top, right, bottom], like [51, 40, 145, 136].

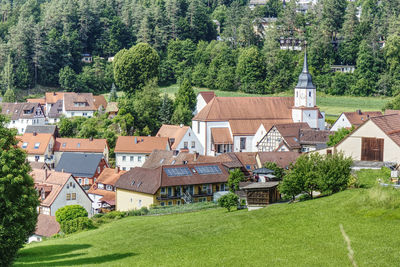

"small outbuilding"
[242, 182, 280, 210]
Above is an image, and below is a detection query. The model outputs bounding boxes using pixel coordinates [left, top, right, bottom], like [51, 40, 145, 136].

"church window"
[309, 92, 311, 97]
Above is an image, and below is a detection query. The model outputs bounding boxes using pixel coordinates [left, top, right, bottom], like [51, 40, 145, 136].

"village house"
[53, 137, 109, 166]
[45, 92, 64, 116]
[115, 163, 229, 211]
[317, 114, 400, 163]
[156, 124, 203, 155]
[62, 92, 97, 118]
[192, 51, 325, 156]
[30, 161, 51, 170]
[30, 169, 92, 217]
[106, 102, 118, 118]
[0, 102, 45, 134]
[55, 152, 108, 188]
[25, 125, 59, 138]
[114, 136, 170, 170]
[27, 98, 46, 105]
[17, 133, 55, 164]
[331, 110, 382, 131]
[331, 65, 355, 73]
[88, 167, 126, 214]
[47, 99, 63, 123]
[28, 214, 60, 243]
[81, 53, 93, 63]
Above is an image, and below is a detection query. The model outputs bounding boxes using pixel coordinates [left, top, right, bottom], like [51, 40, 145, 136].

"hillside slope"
[15, 182, 400, 267]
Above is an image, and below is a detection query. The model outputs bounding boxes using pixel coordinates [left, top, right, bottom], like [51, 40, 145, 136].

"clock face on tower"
[300, 91, 306, 100]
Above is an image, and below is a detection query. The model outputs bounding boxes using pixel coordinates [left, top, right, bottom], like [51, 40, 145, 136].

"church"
[192, 50, 325, 156]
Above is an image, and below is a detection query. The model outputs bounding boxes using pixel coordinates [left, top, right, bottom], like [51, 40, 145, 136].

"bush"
[61, 217, 95, 234]
[218, 193, 239, 212]
[93, 213, 104, 219]
[103, 211, 126, 220]
[55, 205, 88, 224]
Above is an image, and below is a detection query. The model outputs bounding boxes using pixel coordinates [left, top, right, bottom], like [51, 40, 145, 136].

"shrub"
[218, 193, 239, 212]
[93, 213, 104, 219]
[55, 205, 88, 224]
[140, 207, 149, 215]
[61, 217, 95, 234]
[103, 211, 126, 220]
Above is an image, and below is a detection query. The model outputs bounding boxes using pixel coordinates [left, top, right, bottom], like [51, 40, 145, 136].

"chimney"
[134, 137, 137, 144]
[53, 92, 56, 96]
[357, 109, 362, 115]
[61, 169, 64, 173]
[89, 136, 93, 141]
[194, 152, 199, 161]
[33, 131, 37, 136]
[115, 166, 119, 173]
[180, 124, 183, 128]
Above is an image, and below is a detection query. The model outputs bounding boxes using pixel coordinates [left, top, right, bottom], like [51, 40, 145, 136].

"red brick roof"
[54, 138, 107, 153]
[156, 125, 189, 150]
[35, 214, 60, 237]
[199, 91, 215, 103]
[114, 136, 170, 153]
[370, 114, 400, 147]
[17, 133, 53, 155]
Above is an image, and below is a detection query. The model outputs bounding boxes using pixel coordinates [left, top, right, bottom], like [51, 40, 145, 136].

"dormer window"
[106, 185, 113, 191]
[22, 142, 28, 148]
[34, 143, 40, 149]
[77, 143, 81, 148]
[62, 143, 66, 147]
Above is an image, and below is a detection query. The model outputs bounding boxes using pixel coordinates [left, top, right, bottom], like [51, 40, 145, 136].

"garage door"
[361, 137, 384, 161]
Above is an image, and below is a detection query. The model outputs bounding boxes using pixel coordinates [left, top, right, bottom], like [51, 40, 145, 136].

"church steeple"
[296, 48, 315, 89]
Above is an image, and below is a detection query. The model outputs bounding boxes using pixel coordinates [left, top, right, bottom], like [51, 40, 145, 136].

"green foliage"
[327, 126, 354, 146]
[109, 83, 118, 102]
[170, 103, 193, 126]
[159, 93, 174, 125]
[59, 66, 79, 92]
[0, 114, 39, 267]
[60, 217, 95, 234]
[55, 205, 88, 224]
[113, 43, 160, 95]
[236, 46, 265, 94]
[3, 88, 16, 102]
[218, 193, 239, 212]
[227, 168, 245, 192]
[263, 162, 285, 180]
[174, 78, 196, 112]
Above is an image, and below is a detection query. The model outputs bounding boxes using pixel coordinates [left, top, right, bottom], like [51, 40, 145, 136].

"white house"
[62, 93, 96, 118]
[156, 124, 203, 155]
[18, 133, 55, 164]
[330, 110, 382, 131]
[115, 136, 171, 170]
[331, 65, 356, 73]
[30, 169, 93, 217]
[0, 102, 45, 134]
[192, 50, 325, 156]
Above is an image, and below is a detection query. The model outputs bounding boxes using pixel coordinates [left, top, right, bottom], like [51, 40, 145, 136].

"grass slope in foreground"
[16, 170, 400, 267]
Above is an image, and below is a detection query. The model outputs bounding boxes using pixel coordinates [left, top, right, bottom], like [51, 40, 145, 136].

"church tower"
[292, 48, 325, 130]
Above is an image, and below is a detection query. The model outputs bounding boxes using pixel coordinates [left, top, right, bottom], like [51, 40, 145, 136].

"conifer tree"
[159, 93, 174, 125]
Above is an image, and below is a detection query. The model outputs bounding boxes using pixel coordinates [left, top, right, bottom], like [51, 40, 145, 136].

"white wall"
[8, 117, 46, 134]
[28, 234, 43, 243]
[331, 113, 351, 131]
[88, 193, 104, 214]
[302, 109, 318, 129]
[194, 95, 207, 115]
[175, 127, 204, 154]
[116, 152, 148, 170]
[64, 110, 94, 118]
[50, 176, 93, 217]
[205, 121, 231, 156]
[192, 120, 207, 155]
[252, 124, 267, 151]
[233, 135, 254, 152]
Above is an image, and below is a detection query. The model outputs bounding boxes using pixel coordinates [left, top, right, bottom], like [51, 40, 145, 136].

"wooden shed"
[242, 182, 280, 210]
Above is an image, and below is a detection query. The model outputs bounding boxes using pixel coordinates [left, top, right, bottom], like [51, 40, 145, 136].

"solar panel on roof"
[194, 165, 222, 175]
[165, 167, 192, 177]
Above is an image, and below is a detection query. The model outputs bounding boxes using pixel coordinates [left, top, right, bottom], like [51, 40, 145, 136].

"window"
[309, 91, 311, 97]
[34, 142, 40, 149]
[22, 142, 28, 148]
[66, 193, 71, 200]
[35, 155, 40, 161]
[77, 143, 81, 148]
[71, 112, 75, 116]
[197, 121, 200, 134]
[160, 202, 165, 206]
[130, 156, 134, 161]
[191, 141, 195, 148]
[177, 200, 181, 205]
[83, 112, 87, 116]
[161, 187, 166, 194]
[138, 199, 142, 207]
[84, 178, 89, 185]
[168, 187, 172, 196]
[184, 142, 188, 149]
[122, 156, 126, 161]
[106, 185, 113, 191]
[62, 143, 66, 147]
[122, 167, 126, 171]
[72, 193, 76, 200]
[78, 178, 82, 184]
[168, 201, 173, 206]
[138, 156, 142, 162]
[240, 137, 246, 150]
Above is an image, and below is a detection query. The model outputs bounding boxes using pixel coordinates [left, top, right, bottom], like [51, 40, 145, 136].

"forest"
[1, 0, 400, 98]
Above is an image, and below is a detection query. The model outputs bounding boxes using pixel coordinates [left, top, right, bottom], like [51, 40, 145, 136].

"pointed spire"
[302, 45, 309, 73]
[296, 43, 315, 89]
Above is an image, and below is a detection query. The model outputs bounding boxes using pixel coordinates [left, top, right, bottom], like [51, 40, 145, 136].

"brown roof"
[30, 169, 72, 207]
[27, 98, 46, 105]
[45, 92, 64, 104]
[274, 123, 311, 149]
[141, 150, 175, 168]
[35, 214, 60, 237]
[63, 93, 96, 111]
[199, 91, 215, 103]
[299, 129, 333, 144]
[54, 138, 108, 153]
[156, 125, 190, 150]
[18, 133, 53, 155]
[211, 128, 233, 144]
[106, 102, 118, 113]
[88, 188, 116, 205]
[30, 162, 50, 170]
[371, 114, 400, 147]
[258, 152, 301, 169]
[116, 163, 229, 195]
[343, 111, 382, 126]
[229, 119, 293, 136]
[114, 136, 170, 153]
[0, 102, 44, 120]
[93, 95, 108, 110]
[193, 97, 293, 122]
[92, 168, 126, 186]
[384, 109, 400, 115]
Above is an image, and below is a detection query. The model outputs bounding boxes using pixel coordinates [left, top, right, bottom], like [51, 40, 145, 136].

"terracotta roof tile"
[258, 151, 301, 169]
[92, 168, 126, 186]
[114, 136, 170, 153]
[35, 214, 60, 237]
[371, 114, 400, 147]
[230, 119, 293, 135]
[343, 110, 382, 126]
[54, 138, 107, 153]
[45, 92, 64, 104]
[299, 129, 332, 144]
[211, 128, 233, 144]
[384, 109, 400, 115]
[199, 91, 215, 103]
[27, 98, 46, 105]
[156, 125, 189, 150]
[18, 133, 53, 155]
[63, 93, 96, 111]
[0, 102, 45, 120]
[93, 95, 107, 110]
[106, 102, 118, 113]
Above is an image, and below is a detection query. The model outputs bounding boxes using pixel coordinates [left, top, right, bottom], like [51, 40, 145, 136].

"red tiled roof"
[93, 95, 108, 110]
[45, 92, 64, 104]
[199, 91, 215, 103]
[371, 114, 400, 147]
[114, 136, 170, 153]
[343, 111, 382, 126]
[211, 128, 233, 144]
[17, 133, 53, 155]
[35, 214, 60, 237]
[54, 138, 107, 153]
[258, 152, 301, 169]
[156, 125, 189, 150]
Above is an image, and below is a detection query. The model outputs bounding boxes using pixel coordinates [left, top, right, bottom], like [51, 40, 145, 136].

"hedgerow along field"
[15, 169, 400, 267]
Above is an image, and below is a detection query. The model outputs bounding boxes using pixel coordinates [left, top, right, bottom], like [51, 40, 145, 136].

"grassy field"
[15, 169, 400, 267]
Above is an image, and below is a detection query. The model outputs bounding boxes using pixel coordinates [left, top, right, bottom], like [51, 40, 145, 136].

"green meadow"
[15, 169, 400, 267]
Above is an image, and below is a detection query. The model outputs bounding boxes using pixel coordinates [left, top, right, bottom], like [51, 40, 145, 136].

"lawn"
[15, 169, 400, 267]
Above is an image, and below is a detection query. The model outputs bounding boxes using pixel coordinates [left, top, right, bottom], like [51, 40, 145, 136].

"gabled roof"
[0, 102, 44, 120]
[48, 100, 63, 118]
[116, 163, 229, 195]
[229, 119, 293, 136]
[17, 133, 53, 155]
[54, 138, 108, 153]
[385, 109, 400, 115]
[156, 125, 190, 150]
[25, 125, 58, 136]
[211, 128, 233, 144]
[91, 168, 126, 186]
[30, 169, 72, 207]
[193, 97, 293, 122]
[35, 214, 60, 237]
[299, 129, 332, 145]
[27, 98, 46, 105]
[343, 110, 382, 127]
[258, 152, 301, 169]
[55, 153, 105, 177]
[370, 114, 400, 147]
[45, 92, 64, 104]
[30, 162, 50, 170]
[63, 93, 96, 111]
[114, 136, 170, 154]
[199, 91, 215, 104]
[93, 95, 107, 110]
